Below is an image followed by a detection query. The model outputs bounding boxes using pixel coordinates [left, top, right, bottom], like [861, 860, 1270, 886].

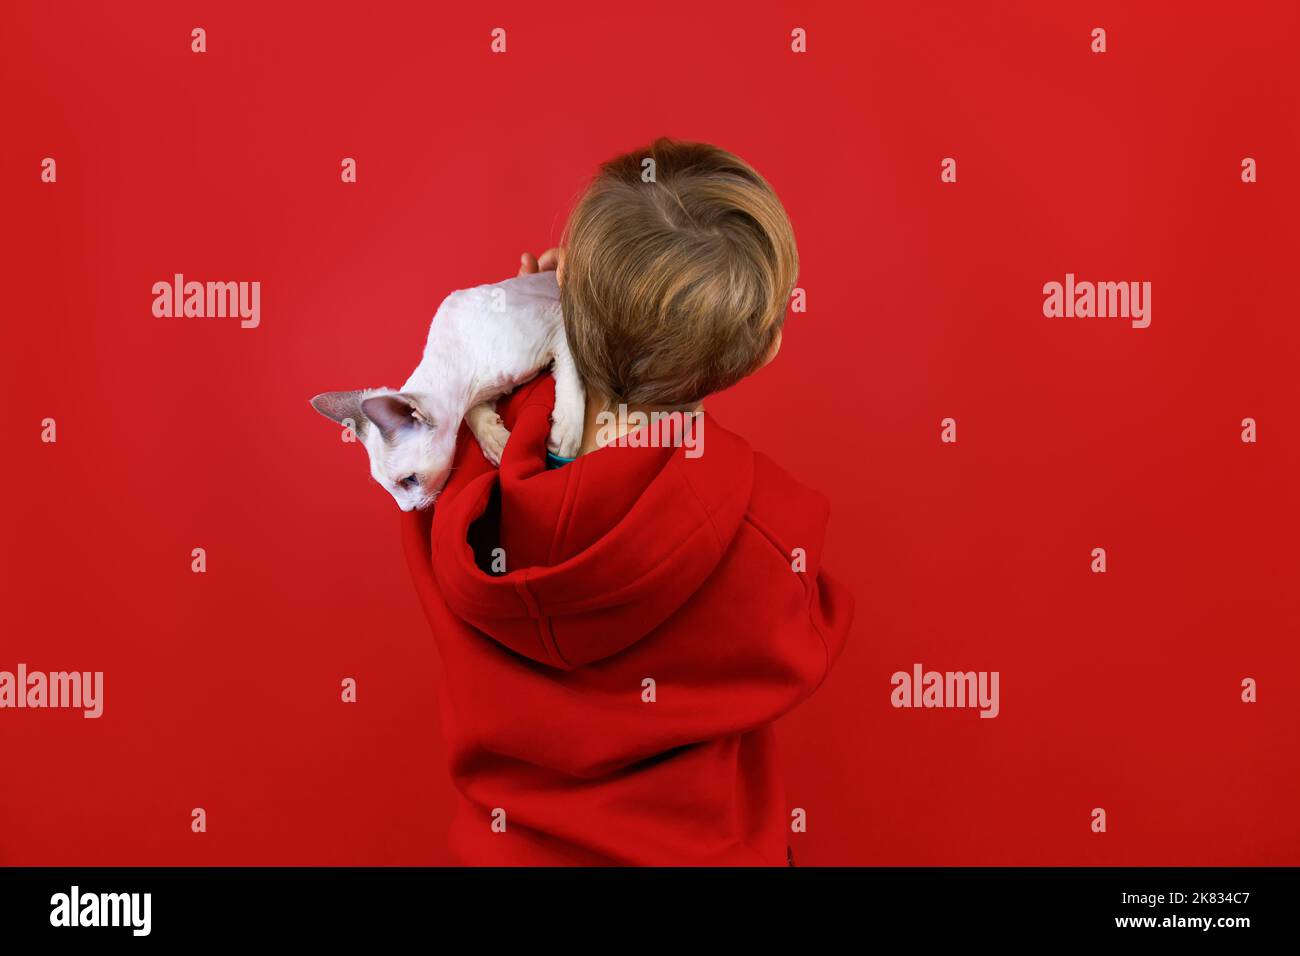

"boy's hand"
[518, 248, 565, 283]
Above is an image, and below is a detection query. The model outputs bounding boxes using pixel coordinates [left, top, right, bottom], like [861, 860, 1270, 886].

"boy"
[401, 139, 853, 865]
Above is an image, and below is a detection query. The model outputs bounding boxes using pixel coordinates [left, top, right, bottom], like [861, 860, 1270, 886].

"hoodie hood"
[428, 377, 754, 669]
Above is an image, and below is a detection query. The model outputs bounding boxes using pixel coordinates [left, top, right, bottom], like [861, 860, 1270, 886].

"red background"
[2, 0, 1297, 865]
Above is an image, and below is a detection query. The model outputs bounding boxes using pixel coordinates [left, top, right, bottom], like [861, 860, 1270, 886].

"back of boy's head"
[560, 138, 798, 408]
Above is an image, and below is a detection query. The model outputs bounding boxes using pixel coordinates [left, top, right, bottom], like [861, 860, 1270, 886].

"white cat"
[311, 270, 584, 511]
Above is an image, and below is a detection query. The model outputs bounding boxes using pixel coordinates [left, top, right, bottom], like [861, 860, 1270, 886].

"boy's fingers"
[518, 252, 539, 276]
[536, 248, 562, 271]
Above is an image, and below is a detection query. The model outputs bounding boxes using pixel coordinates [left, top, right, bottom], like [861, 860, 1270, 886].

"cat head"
[310, 389, 458, 511]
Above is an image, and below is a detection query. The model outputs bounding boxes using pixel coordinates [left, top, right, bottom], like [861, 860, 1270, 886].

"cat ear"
[361, 392, 429, 441]
[311, 390, 368, 429]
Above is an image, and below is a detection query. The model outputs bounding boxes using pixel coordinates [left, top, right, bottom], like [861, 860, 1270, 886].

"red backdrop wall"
[2, 0, 1297, 865]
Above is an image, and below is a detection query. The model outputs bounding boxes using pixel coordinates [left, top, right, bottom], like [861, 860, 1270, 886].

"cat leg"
[465, 400, 510, 467]
[547, 334, 586, 459]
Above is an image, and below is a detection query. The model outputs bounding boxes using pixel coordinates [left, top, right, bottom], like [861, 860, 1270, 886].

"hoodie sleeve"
[744, 453, 854, 693]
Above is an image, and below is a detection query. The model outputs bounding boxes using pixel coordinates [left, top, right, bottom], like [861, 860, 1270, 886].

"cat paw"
[477, 421, 510, 467]
[547, 405, 583, 459]
[466, 404, 510, 467]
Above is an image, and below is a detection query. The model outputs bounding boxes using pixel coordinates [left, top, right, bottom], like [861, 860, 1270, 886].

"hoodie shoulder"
[495, 372, 557, 430]
[744, 452, 833, 579]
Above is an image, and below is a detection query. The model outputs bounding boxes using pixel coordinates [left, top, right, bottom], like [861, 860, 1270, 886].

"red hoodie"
[401, 374, 854, 865]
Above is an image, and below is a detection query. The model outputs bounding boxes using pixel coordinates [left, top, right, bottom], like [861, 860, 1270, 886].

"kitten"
[311, 270, 584, 511]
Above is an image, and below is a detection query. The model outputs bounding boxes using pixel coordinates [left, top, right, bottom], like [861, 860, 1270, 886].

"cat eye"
[400, 474, 420, 487]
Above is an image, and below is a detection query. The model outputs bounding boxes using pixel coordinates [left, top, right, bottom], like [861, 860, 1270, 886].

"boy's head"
[560, 139, 798, 408]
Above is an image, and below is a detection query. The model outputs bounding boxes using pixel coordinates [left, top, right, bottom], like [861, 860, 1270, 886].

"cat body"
[311, 270, 584, 511]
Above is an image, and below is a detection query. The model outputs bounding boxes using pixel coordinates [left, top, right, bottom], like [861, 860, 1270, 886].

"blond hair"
[560, 139, 798, 407]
